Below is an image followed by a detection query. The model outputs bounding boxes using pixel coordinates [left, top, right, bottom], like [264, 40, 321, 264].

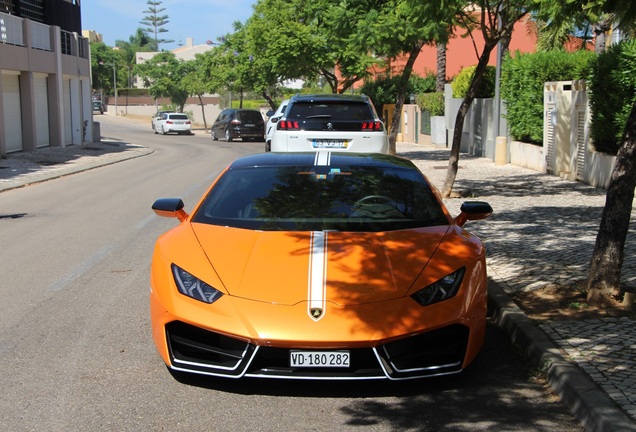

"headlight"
[171, 264, 224, 304]
[411, 267, 466, 306]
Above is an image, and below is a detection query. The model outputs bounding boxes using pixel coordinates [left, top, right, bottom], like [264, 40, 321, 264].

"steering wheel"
[353, 195, 396, 208]
[351, 195, 404, 219]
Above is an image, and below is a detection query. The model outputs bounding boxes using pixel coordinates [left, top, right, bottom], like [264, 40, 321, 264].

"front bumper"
[165, 320, 471, 380]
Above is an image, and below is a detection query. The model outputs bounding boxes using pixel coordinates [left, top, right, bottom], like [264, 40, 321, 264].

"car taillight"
[362, 121, 383, 131]
[278, 120, 300, 130]
[230, 119, 241, 125]
[186, 121, 191, 124]
[166, 121, 173, 124]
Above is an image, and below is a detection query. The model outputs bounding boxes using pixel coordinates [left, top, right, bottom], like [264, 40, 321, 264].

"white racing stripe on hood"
[314, 151, 332, 167]
[308, 231, 328, 321]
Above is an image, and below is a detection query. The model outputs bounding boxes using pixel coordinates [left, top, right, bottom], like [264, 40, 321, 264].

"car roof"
[289, 94, 371, 103]
[227, 152, 414, 171]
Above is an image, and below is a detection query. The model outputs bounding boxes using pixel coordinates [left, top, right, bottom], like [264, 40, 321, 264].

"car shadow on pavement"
[164, 322, 581, 431]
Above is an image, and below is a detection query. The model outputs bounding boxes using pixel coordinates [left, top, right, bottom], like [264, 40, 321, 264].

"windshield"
[192, 164, 449, 232]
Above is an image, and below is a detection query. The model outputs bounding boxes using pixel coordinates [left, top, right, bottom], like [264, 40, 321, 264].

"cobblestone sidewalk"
[399, 142, 636, 427]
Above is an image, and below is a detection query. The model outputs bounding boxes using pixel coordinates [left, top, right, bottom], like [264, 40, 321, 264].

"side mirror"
[454, 201, 493, 227]
[271, 115, 282, 124]
[266, 110, 274, 117]
[152, 198, 189, 222]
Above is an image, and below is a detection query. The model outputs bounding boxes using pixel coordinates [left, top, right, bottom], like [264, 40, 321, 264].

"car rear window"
[287, 102, 374, 121]
[168, 114, 189, 120]
[236, 111, 263, 123]
[192, 165, 449, 232]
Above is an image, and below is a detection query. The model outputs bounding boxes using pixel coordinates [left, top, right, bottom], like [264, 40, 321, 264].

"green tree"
[115, 28, 156, 88]
[184, 54, 213, 131]
[441, 0, 528, 197]
[139, 0, 174, 51]
[533, 0, 636, 307]
[135, 52, 193, 112]
[90, 42, 120, 94]
[340, 0, 461, 154]
[247, 0, 378, 95]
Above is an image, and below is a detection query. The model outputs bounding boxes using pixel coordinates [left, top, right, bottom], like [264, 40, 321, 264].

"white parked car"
[264, 99, 289, 152]
[269, 94, 389, 153]
[151, 110, 176, 132]
[154, 113, 192, 135]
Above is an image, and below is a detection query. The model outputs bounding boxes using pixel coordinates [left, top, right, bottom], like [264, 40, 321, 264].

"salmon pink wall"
[395, 18, 538, 80]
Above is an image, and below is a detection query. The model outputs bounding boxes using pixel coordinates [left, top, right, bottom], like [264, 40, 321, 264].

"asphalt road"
[0, 116, 582, 431]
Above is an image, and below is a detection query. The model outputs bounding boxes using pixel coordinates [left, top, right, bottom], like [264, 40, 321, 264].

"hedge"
[589, 39, 636, 154]
[500, 50, 595, 145]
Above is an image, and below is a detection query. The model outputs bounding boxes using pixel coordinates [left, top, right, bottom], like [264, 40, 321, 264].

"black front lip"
[165, 321, 469, 380]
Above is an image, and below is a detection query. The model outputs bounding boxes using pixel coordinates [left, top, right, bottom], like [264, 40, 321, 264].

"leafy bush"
[418, 92, 445, 116]
[451, 65, 496, 98]
[588, 39, 636, 154]
[500, 50, 595, 145]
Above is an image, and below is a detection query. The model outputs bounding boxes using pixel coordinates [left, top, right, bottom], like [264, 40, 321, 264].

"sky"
[81, 0, 256, 51]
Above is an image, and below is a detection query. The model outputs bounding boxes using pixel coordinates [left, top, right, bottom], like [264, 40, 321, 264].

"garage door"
[2, 73, 23, 153]
[34, 74, 50, 148]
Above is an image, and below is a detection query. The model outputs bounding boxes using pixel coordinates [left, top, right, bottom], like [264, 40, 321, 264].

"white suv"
[269, 94, 389, 153]
[264, 99, 289, 152]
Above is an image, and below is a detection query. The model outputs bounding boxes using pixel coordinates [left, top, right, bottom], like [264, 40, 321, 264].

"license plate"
[312, 139, 349, 149]
[245, 123, 255, 127]
[175, 121, 184, 125]
[290, 351, 350, 368]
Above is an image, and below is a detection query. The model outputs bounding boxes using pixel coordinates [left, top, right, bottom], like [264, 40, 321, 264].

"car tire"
[265, 141, 271, 152]
[212, 129, 218, 141]
[225, 129, 232, 142]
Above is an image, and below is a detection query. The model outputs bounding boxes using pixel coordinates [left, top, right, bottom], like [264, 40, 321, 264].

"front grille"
[165, 321, 470, 380]
[245, 347, 385, 379]
[166, 321, 254, 376]
[377, 325, 469, 379]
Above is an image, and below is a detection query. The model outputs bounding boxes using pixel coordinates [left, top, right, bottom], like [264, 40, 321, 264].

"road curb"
[488, 280, 636, 432]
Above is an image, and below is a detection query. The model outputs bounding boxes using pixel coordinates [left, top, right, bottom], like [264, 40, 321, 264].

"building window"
[18, 0, 44, 22]
[0, 0, 16, 14]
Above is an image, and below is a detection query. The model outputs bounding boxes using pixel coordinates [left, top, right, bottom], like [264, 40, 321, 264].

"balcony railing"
[1, 11, 87, 58]
[0, 12, 24, 46]
[30, 20, 50, 51]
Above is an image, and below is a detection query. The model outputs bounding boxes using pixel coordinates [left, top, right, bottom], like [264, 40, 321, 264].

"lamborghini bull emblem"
[310, 308, 324, 320]
[308, 231, 328, 322]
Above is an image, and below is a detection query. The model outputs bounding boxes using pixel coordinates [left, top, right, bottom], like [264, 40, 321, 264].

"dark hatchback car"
[211, 109, 265, 142]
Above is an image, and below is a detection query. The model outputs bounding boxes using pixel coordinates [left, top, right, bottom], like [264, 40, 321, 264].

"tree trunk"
[593, 17, 612, 54]
[262, 91, 276, 111]
[198, 94, 208, 132]
[436, 42, 447, 93]
[441, 43, 497, 197]
[587, 102, 636, 306]
[387, 41, 425, 155]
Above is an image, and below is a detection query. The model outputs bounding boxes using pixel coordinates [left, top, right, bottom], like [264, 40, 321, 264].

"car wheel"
[212, 129, 218, 141]
[265, 141, 271, 152]
[225, 129, 232, 142]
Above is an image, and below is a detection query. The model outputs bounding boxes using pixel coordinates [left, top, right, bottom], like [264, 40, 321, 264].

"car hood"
[191, 224, 452, 306]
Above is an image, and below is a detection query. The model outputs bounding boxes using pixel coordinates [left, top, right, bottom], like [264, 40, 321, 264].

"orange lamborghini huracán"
[150, 151, 492, 380]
